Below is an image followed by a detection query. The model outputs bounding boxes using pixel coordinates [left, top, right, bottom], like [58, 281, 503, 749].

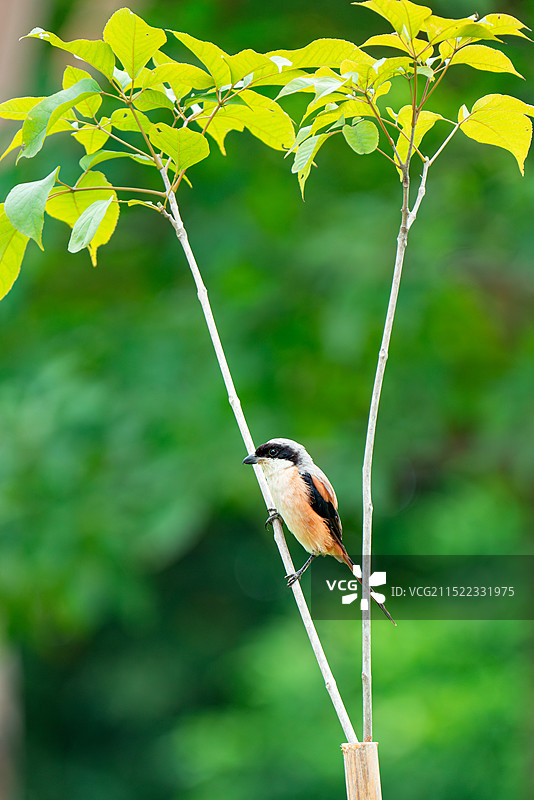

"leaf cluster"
[0, 1, 531, 297]
[282, 1, 532, 193]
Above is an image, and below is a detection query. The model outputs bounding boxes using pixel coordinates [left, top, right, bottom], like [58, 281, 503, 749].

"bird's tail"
[340, 548, 397, 626]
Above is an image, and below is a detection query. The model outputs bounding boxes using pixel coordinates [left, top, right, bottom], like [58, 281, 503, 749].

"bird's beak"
[243, 454, 258, 465]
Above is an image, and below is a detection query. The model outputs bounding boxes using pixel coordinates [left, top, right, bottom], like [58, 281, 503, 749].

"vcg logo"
[325, 565, 388, 610]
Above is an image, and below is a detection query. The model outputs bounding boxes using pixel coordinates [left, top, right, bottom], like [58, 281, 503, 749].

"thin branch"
[361, 66, 422, 742]
[167, 168, 187, 197]
[375, 147, 400, 167]
[380, 117, 426, 162]
[416, 52, 457, 112]
[412, 64, 418, 126]
[126, 100, 163, 168]
[156, 170, 358, 745]
[361, 165, 410, 743]
[201, 99, 223, 135]
[407, 158, 430, 229]
[51, 185, 166, 198]
[360, 147, 431, 743]
[418, 74, 432, 109]
[95, 126, 152, 158]
[428, 120, 463, 166]
[419, 38, 480, 112]
[364, 93, 402, 166]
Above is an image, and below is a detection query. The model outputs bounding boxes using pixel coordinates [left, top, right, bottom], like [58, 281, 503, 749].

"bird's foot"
[284, 553, 317, 587]
[265, 508, 282, 531]
[285, 571, 300, 587]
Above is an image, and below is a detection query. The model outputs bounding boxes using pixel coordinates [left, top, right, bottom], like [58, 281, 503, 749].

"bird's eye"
[269, 447, 278, 456]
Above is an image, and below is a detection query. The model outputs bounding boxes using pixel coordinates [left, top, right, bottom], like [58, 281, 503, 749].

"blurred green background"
[0, 0, 533, 798]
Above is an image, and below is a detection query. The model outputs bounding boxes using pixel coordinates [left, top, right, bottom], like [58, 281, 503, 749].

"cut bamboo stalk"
[342, 742, 382, 800]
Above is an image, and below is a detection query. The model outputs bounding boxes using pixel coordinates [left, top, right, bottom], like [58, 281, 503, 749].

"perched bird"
[243, 437, 394, 623]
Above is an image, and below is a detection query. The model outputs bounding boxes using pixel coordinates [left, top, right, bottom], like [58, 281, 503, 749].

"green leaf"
[72, 124, 110, 154]
[63, 66, 102, 116]
[459, 94, 534, 175]
[193, 105, 244, 155]
[394, 105, 443, 164]
[110, 108, 152, 133]
[0, 204, 30, 300]
[276, 75, 317, 100]
[275, 70, 348, 102]
[126, 199, 159, 210]
[79, 150, 154, 170]
[355, 0, 432, 39]
[0, 96, 45, 120]
[417, 65, 435, 80]
[223, 49, 274, 84]
[21, 79, 101, 159]
[292, 135, 323, 173]
[340, 54, 412, 94]
[304, 90, 379, 123]
[481, 13, 531, 39]
[244, 66, 307, 88]
[268, 38, 374, 69]
[309, 99, 373, 133]
[291, 132, 330, 197]
[371, 56, 414, 84]
[23, 28, 115, 79]
[424, 16, 499, 45]
[0, 129, 23, 162]
[1, 117, 76, 162]
[339, 59, 375, 88]
[449, 45, 523, 78]
[285, 125, 314, 156]
[312, 74, 347, 103]
[171, 31, 231, 88]
[133, 89, 174, 112]
[4, 168, 59, 248]
[144, 62, 214, 100]
[46, 171, 119, 265]
[113, 67, 150, 93]
[342, 120, 379, 154]
[103, 8, 166, 79]
[148, 124, 209, 171]
[362, 33, 433, 58]
[68, 197, 115, 253]
[196, 91, 294, 154]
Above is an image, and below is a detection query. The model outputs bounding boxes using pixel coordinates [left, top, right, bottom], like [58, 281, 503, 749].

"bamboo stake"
[342, 743, 382, 800]
[157, 168, 358, 745]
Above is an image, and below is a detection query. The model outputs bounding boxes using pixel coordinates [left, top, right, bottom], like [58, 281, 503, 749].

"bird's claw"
[265, 508, 282, 531]
[285, 572, 299, 587]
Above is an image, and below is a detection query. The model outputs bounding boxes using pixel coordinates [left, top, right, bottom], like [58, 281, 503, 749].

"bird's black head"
[243, 438, 308, 466]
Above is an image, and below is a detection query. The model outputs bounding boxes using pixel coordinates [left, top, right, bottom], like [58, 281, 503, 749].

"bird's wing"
[300, 470, 344, 548]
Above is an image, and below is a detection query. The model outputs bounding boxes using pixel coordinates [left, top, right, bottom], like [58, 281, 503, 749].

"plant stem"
[361, 66, 428, 741]
[90, 124, 152, 158]
[126, 100, 163, 167]
[51, 185, 166, 198]
[407, 158, 429, 229]
[361, 165, 410, 743]
[157, 167, 358, 745]
[364, 94, 402, 166]
[428, 120, 462, 167]
[360, 151, 431, 743]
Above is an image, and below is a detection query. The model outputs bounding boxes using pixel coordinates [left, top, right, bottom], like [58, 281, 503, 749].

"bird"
[243, 437, 394, 623]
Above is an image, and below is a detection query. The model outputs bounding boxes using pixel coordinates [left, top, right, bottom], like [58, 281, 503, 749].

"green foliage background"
[0, 0, 532, 798]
